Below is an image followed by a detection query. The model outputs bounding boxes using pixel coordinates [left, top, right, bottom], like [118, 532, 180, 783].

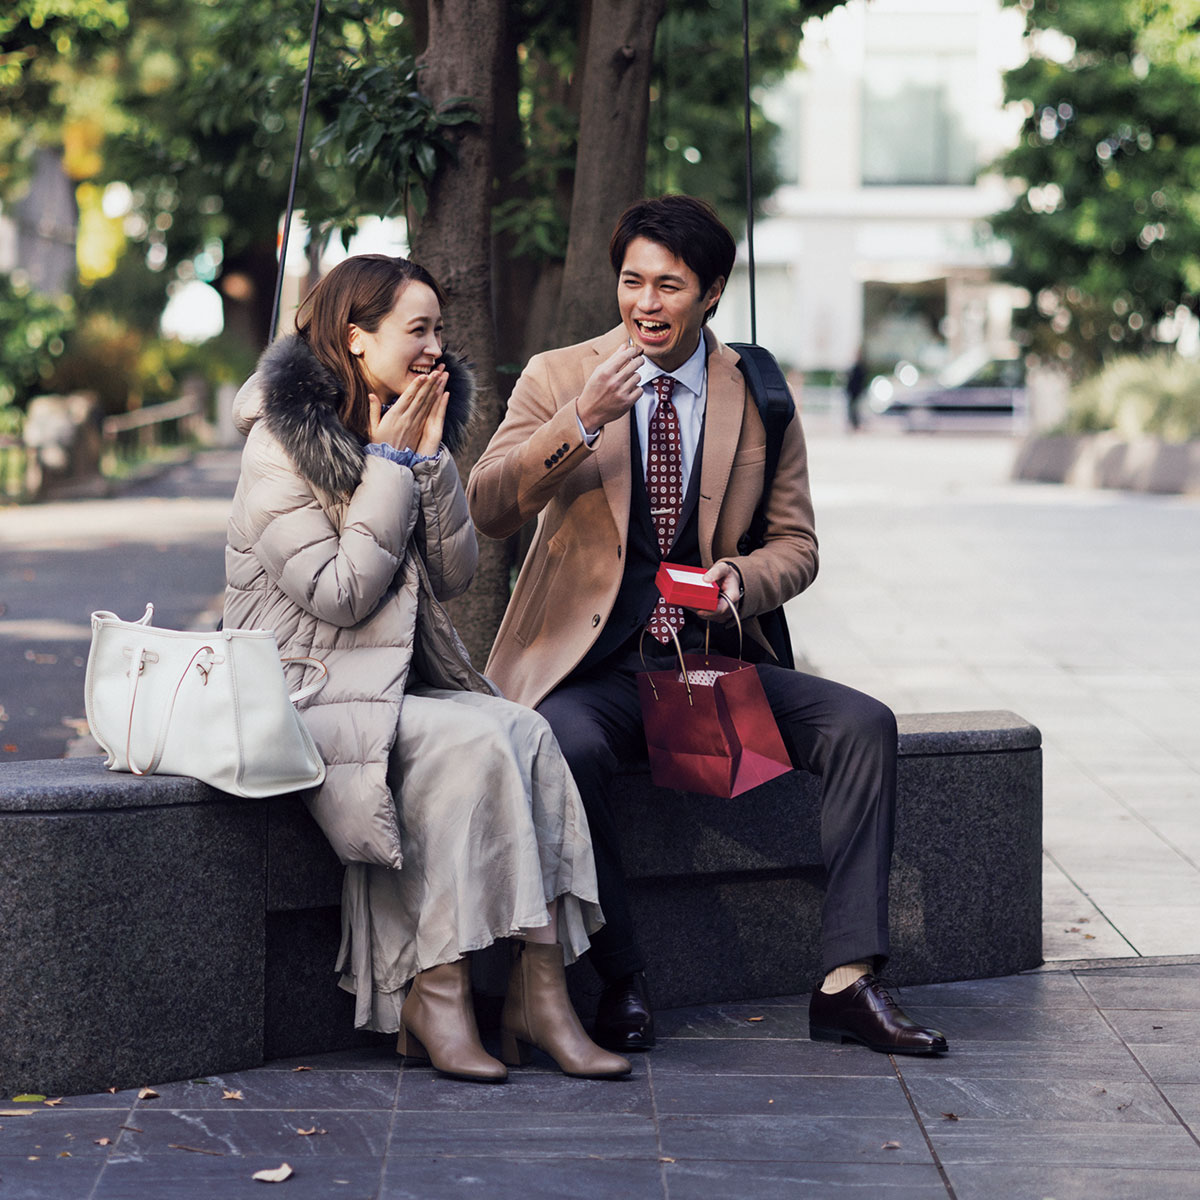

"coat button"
[591, 614, 601, 627]
[544, 458, 552, 468]
[560, 442, 569, 452]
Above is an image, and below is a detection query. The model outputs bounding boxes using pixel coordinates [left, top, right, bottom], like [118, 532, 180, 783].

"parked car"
[867, 352, 1027, 431]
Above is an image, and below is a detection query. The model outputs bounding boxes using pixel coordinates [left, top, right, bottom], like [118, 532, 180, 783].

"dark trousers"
[537, 643, 897, 983]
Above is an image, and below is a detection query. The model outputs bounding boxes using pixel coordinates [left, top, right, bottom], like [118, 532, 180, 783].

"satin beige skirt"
[335, 686, 603, 1032]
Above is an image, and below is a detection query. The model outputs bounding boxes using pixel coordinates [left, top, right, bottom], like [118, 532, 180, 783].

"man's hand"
[689, 561, 742, 622]
[575, 342, 644, 435]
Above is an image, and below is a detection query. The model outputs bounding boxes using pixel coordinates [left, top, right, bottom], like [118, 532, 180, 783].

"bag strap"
[282, 655, 329, 703]
[638, 598, 742, 705]
[727, 342, 794, 552]
[726, 343, 797, 670]
[125, 648, 328, 778]
[125, 643, 218, 777]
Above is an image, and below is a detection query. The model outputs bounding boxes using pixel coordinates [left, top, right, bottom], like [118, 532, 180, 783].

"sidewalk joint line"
[891, 1057, 958, 1200]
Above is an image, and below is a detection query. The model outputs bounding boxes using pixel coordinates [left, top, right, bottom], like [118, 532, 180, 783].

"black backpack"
[727, 342, 797, 670]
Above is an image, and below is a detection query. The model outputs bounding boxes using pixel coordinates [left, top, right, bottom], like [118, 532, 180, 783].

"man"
[467, 195, 946, 1057]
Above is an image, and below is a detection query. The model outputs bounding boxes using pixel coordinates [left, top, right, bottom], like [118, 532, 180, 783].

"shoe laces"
[865, 974, 901, 1009]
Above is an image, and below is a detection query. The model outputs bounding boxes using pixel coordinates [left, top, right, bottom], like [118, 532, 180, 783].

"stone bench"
[0, 710, 1040, 1097]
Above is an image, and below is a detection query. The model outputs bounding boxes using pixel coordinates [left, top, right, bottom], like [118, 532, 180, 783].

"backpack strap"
[728, 342, 795, 550]
[726, 342, 797, 669]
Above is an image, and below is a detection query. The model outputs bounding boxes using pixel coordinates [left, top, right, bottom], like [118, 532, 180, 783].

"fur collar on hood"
[253, 333, 475, 496]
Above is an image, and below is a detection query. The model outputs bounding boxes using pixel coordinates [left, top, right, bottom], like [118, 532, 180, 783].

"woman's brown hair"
[295, 254, 446, 437]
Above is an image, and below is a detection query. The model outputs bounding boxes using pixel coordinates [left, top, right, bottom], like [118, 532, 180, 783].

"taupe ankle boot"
[500, 941, 632, 1078]
[398, 959, 507, 1082]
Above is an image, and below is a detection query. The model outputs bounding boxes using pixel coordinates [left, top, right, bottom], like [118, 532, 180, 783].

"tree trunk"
[555, 0, 667, 347]
[410, 0, 510, 670]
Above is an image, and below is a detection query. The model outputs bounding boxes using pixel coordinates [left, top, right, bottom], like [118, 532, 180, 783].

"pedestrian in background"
[845, 351, 868, 432]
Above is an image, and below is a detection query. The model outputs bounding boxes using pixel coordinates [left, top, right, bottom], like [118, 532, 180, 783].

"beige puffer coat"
[224, 334, 494, 867]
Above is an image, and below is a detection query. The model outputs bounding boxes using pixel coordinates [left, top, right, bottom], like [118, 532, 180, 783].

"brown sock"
[820, 960, 872, 995]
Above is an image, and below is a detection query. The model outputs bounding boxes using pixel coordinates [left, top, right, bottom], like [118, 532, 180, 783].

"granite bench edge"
[0, 710, 1041, 814]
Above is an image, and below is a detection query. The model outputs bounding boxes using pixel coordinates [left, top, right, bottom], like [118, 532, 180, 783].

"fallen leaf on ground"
[222, 1090, 244, 1102]
[169, 1144, 224, 1156]
[881, 1140, 901, 1150]
[43, 1099, 63, 1107]
[106, 1088, 118, 1095]
[658, 1157, 676, 1164]
[746, 1016, 764, 1023]
[252, 1163, 294, 1182]
[941, 1112, 959, 1121]
[58, 1151, 71, 1158]
[12, 1095, 46, 1103]
[138, 1088, 159, 1100]
[291, 1066, 312, 1072]
[120, 1125, 142, 1133]
[0, 1110, 36, 1117]
[3, 745, 17, 753]
[94, 1138, 112, 1146]
[296, 1127, 326, 1137]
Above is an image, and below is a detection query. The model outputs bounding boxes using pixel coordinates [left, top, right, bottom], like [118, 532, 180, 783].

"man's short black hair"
[609, 195, 737, 323]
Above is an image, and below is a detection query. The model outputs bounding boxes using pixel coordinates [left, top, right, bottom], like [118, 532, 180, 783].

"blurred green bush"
[1066, 354, 1200, 443]
[0, 274, 75, 433]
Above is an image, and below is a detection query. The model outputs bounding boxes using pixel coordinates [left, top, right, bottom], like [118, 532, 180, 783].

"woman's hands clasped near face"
[369, 367, 448, 458]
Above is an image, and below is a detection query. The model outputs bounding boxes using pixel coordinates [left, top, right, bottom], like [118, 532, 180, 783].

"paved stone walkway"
[3, 961, 1200, 1199]
[793, 432, 1200, 964]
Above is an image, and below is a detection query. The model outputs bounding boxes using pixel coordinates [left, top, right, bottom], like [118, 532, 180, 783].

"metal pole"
[268, 0, 322, 345]
[741, 0, 756, 345]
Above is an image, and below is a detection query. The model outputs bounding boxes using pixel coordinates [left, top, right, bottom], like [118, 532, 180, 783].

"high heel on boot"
[500, 941, 631, 1078]
[397, 959, 507, 1082]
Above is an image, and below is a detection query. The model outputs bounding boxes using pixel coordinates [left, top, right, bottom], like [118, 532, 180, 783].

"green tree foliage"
[648, 1, 812, 232]
[989, 0, 1200, 369]
[0, 276, 73, 423]
[0, 0, 128, 194]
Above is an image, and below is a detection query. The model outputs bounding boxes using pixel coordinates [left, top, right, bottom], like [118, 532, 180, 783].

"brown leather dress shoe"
[809, 974, 948, 1055]
[593, 971, 656, 1051]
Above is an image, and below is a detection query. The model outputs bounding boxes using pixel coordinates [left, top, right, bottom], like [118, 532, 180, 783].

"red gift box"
[655, 562, 721, 612]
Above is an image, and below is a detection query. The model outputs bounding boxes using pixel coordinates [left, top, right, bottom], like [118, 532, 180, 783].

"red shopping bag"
[636, 613, 792, 798]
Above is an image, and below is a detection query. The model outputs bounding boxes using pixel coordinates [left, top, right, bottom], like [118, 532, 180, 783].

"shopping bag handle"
[638, 595, 742, 705]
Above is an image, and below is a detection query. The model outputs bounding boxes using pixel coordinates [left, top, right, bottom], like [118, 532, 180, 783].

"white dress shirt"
[633, 336, 708, 492]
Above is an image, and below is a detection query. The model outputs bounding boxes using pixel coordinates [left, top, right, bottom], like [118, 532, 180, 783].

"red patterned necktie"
[646, 375, 685, 643]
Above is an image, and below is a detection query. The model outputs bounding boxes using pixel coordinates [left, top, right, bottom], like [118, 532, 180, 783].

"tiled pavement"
[4, 961, 1200, 1199]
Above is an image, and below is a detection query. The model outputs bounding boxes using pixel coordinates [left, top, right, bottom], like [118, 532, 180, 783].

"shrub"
[0, 273, 75, 432]
[1065, 354, 1200, 443]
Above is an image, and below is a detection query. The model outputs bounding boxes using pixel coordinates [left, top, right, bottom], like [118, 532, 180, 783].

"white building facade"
[712, 0, 1027, 378]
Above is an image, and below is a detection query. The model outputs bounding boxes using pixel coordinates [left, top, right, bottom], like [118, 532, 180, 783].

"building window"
[861, 51, 979, 186]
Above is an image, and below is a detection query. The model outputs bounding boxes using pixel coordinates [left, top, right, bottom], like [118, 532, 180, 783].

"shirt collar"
[636, 334, 707, 399]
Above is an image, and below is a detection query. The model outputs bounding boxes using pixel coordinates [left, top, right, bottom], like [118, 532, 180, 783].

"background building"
[713, 0, 1028, 382]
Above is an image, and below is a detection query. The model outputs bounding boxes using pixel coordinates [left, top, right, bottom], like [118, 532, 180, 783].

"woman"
[224, 254, 628, 1082]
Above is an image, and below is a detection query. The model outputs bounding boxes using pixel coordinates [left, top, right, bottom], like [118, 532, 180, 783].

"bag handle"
[282, 655, 328, 703]
[125, 648, 328, 778]
[125, 643, 218, 777]
[638, 596, 742, 705]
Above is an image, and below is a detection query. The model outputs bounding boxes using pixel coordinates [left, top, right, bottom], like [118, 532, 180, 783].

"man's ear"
[703, 276, 726, 317]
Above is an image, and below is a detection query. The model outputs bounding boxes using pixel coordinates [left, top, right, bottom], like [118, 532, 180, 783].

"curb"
[1013, 432, 1200, 495]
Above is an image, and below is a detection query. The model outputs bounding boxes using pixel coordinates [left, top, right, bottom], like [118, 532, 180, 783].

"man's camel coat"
[467, 325, 820, 710]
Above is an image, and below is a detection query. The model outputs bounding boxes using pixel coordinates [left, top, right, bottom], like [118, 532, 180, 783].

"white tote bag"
[85, 604, 327, 798]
